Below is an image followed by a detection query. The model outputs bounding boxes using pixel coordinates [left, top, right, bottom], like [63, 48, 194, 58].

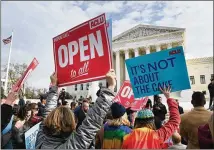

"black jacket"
[153, 103, 167, 121]
[208, 83, 214, 96]
[178, 105, 184, 114]
[35, 86, 115, 149]
[11, 122, 31, 149]
[38, 103, 45, 117]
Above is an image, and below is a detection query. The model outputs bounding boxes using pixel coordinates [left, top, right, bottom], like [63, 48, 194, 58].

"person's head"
[108, 102, 127, 126]
[44, 106, 76, 134]
[172, 132, 181, 144]
[70, 102, 77, 110]
[62, 88, 65, 92]
[82, 99, 89, 112]
[134, 109, 156, 130]
[40, 94, 47, 105]
[29, 103, 39, 116]
[62, 101, 69, 107]
[57, 102, 62, 107]
[157, 96, 162, 103]
[145, 99, 152, 108]
[17, 104, 32, 121]
[191, 92, 206, 107]
[211, 79, 214, 84]
[13, 104, 20, 116]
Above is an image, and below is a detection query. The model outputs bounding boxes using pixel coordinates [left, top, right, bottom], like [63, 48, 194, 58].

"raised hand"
[50, 72, 58, 86]
[159, 85, 171, 99]
[4, 91, 18, 106]
[106, 69, 116, 91]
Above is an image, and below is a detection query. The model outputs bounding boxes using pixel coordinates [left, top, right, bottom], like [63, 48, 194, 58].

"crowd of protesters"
[1, 70, 214, 149]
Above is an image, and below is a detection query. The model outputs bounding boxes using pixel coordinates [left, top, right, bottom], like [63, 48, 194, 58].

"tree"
[5, 63, 28, 93]
[1, 87, 6, 99]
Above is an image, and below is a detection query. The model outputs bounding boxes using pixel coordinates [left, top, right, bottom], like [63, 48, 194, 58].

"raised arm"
[43, 73, 58, 119]
[66, 69, 116, 149]
[156, 87, 180, 142]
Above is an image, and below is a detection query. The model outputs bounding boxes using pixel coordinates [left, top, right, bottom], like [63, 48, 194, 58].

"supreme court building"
[67, 24, 187, 101]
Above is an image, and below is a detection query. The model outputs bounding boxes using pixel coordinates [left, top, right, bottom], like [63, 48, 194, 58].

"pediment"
[113, 24, 185, 42]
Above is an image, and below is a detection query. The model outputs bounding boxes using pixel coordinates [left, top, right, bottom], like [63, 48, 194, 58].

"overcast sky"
[1, 1, 213, 89]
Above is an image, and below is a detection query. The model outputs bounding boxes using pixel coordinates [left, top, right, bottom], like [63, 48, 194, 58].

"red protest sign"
[12, 58, 39, 92]
[53, 13, 112, 87]
[114, 80, 148, 110]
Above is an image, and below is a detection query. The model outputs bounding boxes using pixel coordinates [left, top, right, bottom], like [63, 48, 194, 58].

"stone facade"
[66, 24, 187, 101]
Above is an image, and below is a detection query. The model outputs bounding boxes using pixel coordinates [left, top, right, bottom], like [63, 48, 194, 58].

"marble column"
[125, 50, 129, 80]
[116, 51, 121, 92]
[134, 48, 139, 57]
[167, 43, 172, 49]
[156, 44, 161, 52]
[145, 46, 150, 54]
[90, 81, 99, 102]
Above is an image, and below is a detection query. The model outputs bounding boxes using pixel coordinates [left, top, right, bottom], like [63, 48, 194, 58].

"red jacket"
[122, 98, 180, 149]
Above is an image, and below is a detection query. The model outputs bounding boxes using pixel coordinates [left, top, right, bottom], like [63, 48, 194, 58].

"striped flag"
[2, 35, 12, 45]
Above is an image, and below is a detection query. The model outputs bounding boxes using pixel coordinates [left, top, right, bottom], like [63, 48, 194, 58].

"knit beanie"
[136, 109, 154, 123]
[111, 102, 126, 119]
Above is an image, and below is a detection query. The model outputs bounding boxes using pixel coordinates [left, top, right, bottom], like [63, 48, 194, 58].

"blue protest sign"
[125, 46, 191, 98]
[25, 122, 41, 149]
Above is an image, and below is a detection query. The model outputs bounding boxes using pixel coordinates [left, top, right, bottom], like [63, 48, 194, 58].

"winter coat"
[11, 121, 31, 149]
[208, 83, 214, 97]
[35, 86, 115, 149]
[122, 98, 180, 149]
[180, 107, 212, 149]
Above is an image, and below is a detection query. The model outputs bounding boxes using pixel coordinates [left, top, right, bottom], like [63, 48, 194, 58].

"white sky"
[1, 1, 213, 88]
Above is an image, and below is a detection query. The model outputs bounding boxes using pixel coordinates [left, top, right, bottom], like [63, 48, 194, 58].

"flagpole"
[4, 31, 14, 95]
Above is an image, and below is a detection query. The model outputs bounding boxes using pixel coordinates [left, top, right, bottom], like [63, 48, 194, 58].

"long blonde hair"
[107, 113, 130, 126]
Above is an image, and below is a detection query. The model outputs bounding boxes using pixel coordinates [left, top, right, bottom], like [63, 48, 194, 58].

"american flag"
[2, 35, 12, 45]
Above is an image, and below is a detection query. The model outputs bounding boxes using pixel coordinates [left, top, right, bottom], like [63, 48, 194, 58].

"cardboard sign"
[53, 14, 112, 87]
[25, 122, 41, 149]
[114, 80, 148, 110]
[12, 58, 39, 92]
[125, 46, 191, 98]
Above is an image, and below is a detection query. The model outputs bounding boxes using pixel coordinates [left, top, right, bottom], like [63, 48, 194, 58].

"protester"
[145, 99, 152, 109]
[18, 95, 25, 108]
[101, 103, 132, 149]
[70, 102, 77, 111]
[208, 78, 214, 109]
[1, 92, 18, 149]
[58, 88, 66, 105]
[175, 99, 184, 114]
[198, 112, 214, 149]
[126, 107, 137, 128]
[153, 96, 167, 123]
[12, 104, 20, 116]
[12, 104, 32, 149]
[38, 94, 47, 117]
[35, 70, 116, 149]
[74, 99, 90, 130]
[168, 132, 187, 149]
[121, 86, 181, 149]
[29, 103, 42, 126]
[180, 91, 212, 149]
